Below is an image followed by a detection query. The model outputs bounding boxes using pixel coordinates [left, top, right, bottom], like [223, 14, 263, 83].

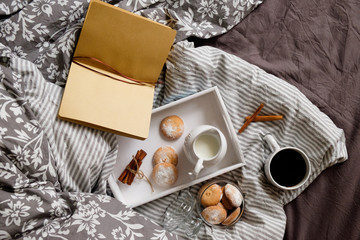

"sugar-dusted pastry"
[222, 207, 241, 226]
[201, 205, 227, 225]
[160, 115, 184, 140]
[200, 183, 223, 207]
[151, 162, 178, 187]
[153, 146, 178, 166]
[224, 183, 243, 208]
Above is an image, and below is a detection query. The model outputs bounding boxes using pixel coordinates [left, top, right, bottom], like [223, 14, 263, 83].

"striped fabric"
[11, 55, 118, 194]
[8, 39, 347, 239]
[136, 41, 348, 239]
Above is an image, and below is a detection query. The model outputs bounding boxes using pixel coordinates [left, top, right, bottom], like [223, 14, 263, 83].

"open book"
[58, 0, 176, 140]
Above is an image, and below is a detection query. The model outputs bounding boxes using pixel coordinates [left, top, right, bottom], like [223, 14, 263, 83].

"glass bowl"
[161, 190, 203, 237]
[196, 180, 245, 228]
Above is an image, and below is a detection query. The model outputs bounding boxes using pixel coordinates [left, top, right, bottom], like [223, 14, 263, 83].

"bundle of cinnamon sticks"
[118, 149, 147, 185]
[238, 103, 283, 133]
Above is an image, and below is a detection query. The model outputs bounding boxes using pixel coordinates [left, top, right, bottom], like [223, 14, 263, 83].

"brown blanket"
[192, 0, 360, 239]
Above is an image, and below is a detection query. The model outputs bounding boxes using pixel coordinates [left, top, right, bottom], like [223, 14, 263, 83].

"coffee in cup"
[263, 134, 311, 190]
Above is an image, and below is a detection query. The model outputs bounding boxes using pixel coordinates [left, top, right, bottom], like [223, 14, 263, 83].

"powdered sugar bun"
[151, 162, 178, 187]
[153, 146, 178, 166]
[224, 183, 243, 208]
[200, 183, 223, 207]
[160, 115, 184, 140]
[201, 205, 227, 225]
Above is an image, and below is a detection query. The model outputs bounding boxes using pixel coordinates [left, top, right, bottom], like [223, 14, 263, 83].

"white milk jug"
[184, 125, 227, 176]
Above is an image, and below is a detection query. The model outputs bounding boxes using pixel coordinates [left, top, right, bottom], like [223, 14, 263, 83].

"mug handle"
[194, 158, 204, 176]
[263, 134, 281, 152]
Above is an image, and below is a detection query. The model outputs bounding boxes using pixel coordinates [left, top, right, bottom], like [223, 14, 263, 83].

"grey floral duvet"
[0, 0, 262, 239]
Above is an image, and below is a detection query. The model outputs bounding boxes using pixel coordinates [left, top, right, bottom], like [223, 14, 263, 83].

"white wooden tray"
[108, 87, 245, 208]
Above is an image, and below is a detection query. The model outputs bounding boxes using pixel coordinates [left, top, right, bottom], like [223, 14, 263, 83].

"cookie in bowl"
[197, 180, 245, 227]
[199, 183, 223, 207]
[224, 183, 243, 208]
[201, 204, 227, 225]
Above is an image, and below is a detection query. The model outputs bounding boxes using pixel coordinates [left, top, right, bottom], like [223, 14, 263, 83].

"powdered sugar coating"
[151, 162, 178, 187]
[200, 183, 223, 207]
[160, 115, 184, 140]
[201, 205, 227, 225]
[153, 146, 178, 166]
[224, 184, 243, 208]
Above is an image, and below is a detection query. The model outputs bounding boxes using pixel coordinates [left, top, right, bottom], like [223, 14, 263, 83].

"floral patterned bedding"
[0, 0, 263, 239]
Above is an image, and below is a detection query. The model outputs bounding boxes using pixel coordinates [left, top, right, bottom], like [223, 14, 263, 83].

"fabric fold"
[135, 41, 348, 239]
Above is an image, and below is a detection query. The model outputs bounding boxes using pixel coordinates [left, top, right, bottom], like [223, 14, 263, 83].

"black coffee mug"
[263, 134, 311, 190]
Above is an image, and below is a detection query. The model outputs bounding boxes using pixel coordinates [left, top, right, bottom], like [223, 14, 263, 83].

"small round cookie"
[222, 207, 241, 226]
[160, 115, 184, 140]
[151, 162, 178, 187]
[201, 205, 227, 225]
[153, 146, 178, 166]
[200, 183, 223, 207]
[224, 184, 243, 208]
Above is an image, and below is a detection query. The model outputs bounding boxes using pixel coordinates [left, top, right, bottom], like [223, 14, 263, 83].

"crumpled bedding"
[193, 0, 360, 239]
[0, 0, 353, 239]
[0, 43, 182, 240]
[134, 40, 347, 239]
[0, 0, 263, 239]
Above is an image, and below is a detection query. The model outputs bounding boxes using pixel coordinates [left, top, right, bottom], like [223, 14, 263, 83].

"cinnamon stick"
[127, 150, 147, 185]
[118, 157, 137, 183]
[238, 103, 264, 134]
[118, 169, 128, 182]
[123, 160, 137, 184]
[245, 115, 283, 122]
[118, 149, 147, 185]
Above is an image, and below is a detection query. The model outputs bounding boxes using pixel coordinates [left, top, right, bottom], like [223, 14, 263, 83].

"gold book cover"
[58, 0, 176, 140]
